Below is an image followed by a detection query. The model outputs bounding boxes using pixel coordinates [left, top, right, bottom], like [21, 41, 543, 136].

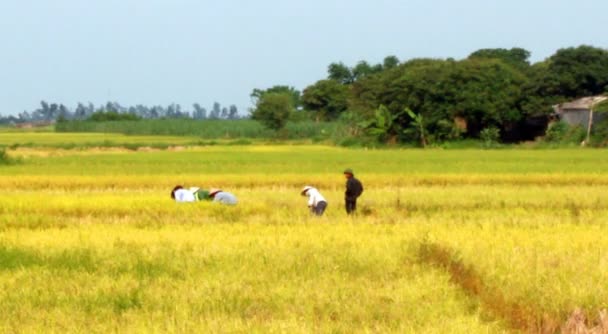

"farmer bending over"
[171, 186, 210, 203]
[209, 188, 238, 205]
[301, 186, 328, 216]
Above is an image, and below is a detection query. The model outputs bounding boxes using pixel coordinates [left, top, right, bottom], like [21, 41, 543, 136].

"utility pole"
[585, 103, 594, 146]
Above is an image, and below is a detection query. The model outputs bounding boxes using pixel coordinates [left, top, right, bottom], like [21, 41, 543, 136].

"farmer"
[301, 186, 328, 216]
[209, 188, 238, 205]
[171, 185, 210, 203]
[343, 168, 363, 214]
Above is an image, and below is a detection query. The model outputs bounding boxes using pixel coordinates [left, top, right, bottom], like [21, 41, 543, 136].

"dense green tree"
[301, 80, 349, 121]
[468, 47, 531, 70]
[542, 45, 608, 98]
[352, 61, 383, 81]
[328, 62, 354, 84]
[352, 57, 527, 139]
[445, 58, 527, 135]
[351, 58, 449, 123]
[251, 86, 301, 109]
[519, 46, 608, 118]
[382, 56, 400, 70]
[519, 61, 559, 115]
[251, 93, 294, 130]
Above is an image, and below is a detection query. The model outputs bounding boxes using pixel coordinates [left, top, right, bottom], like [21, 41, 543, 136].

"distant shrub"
[545, 121, 586, 145]
[0, 148, 8, 164]
[56, 119, 341, 141]
[480, 127, 500, 148]
[545, 121, 569, 142]
[0, 148, 15, 165]
[337, 136, 362, 147]
[89, 111, 141, 122]
[591, 117, 608, 146]
[56, 119, 269, 137]
[435, 119, 464, 142]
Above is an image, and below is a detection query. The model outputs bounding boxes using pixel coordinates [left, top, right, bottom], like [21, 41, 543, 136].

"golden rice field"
[1, 133, 608, 333]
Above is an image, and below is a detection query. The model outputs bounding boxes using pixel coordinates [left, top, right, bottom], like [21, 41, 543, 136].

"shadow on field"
[416, 241, 608, 334]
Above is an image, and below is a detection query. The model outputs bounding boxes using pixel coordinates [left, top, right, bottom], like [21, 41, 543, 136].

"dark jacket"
[345, 177, 363, 201]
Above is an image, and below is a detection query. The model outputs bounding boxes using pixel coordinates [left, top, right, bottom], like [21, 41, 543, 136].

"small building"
[553, 96, 608, 127]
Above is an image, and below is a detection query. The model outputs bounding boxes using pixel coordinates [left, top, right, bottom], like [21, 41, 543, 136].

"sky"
[1, 0, 606, 116]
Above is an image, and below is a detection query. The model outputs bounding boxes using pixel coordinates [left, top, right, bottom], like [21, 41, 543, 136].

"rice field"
[1, 134, 607, 333]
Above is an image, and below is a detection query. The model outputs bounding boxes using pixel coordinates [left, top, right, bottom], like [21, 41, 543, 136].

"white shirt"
[174, 188, 196, 203]
[305, 188, 326, 207]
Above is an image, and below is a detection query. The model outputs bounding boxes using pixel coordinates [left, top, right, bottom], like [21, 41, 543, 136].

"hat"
[301, 186, 313, 196]
[171, 185, 184, 199]
[343, 168, 354, 175]
[209, 188, 222, 196]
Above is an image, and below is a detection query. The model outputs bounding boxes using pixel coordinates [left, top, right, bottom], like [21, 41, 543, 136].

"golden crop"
[0, 140, 607, 333]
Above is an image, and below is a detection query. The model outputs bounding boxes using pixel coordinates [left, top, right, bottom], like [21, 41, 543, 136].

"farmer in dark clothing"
[344, 168, 363, 214]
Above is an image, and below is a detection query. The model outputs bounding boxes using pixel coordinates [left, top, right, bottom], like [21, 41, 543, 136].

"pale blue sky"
[1, 0, 606, 116]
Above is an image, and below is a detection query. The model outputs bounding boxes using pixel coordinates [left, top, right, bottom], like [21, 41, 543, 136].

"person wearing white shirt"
[301, 186, 328, 216]
[171, 186, 210, 203]
[209, 188, 238, 205]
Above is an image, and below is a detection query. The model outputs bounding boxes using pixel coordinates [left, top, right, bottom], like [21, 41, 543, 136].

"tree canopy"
[250, 93, 294, 130]
[295, 45, 608, 143]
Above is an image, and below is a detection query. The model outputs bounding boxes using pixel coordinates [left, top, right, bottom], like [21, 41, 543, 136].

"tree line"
[251, 45, 608, 144]
[0, 101, 241, 124]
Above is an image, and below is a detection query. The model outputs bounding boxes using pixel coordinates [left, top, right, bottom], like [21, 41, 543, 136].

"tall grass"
[56, 119, 343, 140]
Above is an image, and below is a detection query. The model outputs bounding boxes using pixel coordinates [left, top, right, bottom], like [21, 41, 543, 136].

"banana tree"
[403, 108, 428, 147]
[360, 105, 405, 144]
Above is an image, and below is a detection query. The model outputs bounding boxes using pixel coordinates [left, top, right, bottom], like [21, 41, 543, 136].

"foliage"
[591, 117, 608, 146]
[468, 47, 531, 70]
[435, 119, 464, 142]
[327, 62, 354, 84]
[250, 93, 295, 130]
[326, 56, 400, 85]
[542, 45, 608, 98]
[382, 56, 400, 70]
[543, 122, 587, 145]
[595, 99, 608, 113]
[0, 148, 10, 165]
[544, 121, 570, 142]
[403, 108, 428, 147]
[351, 57, 527, 141]
[89, 111, 141, 122]
[360, 105, 405, 144]
[0, 101, 241, 125]
[54, 119, 340, 140]
[284, 45, 608, 145]
[57, 119, 268, 137]
[301, 80, 349, 121]
[479, 127, 501, 147]
[521, 45, 608, 116]
[250, 85, 301, 109]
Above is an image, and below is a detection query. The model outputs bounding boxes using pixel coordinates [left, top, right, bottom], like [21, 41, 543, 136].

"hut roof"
[554, 96, 608, 112]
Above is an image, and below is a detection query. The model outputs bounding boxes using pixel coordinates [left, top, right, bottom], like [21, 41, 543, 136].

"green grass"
[55, 119, 343, 140]
[0, 132, 206, 149]
[3, 145, 608, 176]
